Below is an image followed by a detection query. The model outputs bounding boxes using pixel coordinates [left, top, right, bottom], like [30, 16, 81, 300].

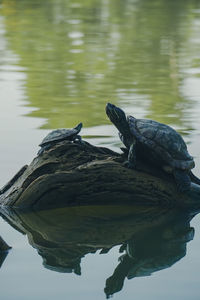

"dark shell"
[39, 123, 82, 147]
[127, 116, 194, 170]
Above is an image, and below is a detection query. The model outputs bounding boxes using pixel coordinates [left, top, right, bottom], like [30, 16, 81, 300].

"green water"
[0, 0, 200, 299]
[1, 0, 200, 129]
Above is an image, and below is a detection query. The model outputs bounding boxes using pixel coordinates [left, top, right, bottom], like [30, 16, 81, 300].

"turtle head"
[106, 103, 129, 133]
[74, 122, 83, 132]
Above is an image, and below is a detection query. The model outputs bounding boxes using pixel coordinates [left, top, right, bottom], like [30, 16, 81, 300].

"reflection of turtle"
[38, 123, 83, 155]
[104, 212, 194, 298]
[106, 103, 200, 191]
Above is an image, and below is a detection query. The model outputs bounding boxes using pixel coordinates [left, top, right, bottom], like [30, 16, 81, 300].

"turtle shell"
[39, 123, 82, 147]
[127, 116, 194, 170]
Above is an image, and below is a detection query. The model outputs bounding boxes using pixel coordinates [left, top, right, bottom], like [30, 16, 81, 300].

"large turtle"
[106, 103, 200, 192]
[38, 122, 83, 155]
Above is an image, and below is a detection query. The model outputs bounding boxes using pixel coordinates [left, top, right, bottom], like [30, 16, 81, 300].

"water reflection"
[0, 250, 9, 268]
[0, 236, 11, 268]
[0, 0, 200, 130]
[0, 205, 197, 297]
[104, 212, 194, 298]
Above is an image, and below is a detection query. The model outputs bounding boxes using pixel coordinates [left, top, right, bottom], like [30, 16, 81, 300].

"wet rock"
[0, 140, 199, 211]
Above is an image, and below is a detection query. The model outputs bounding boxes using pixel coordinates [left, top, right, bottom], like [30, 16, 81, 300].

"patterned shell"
[39, 128, 79, 147]
[127, 116, 194, 170]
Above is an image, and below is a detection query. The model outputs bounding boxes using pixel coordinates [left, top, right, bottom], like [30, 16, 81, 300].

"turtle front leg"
[123, 141, 137, 169]
[173, 169, 191, 192]
[37, 144, 52, 155]
[189, 171, 200, 186]
[73, 135, 83, 143]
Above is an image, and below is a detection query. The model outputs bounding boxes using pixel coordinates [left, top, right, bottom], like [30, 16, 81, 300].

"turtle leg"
[120, 147, 129, 155]
[123, 141, 136, 169]
[100, 247, 112, 254]
[37, 144, 51, 155]
[189, 171, 200, 186]
[73, 135, 83, 144]
[173, 169, 191, 192]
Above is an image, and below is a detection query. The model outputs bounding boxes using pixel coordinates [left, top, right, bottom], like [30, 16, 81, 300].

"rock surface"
[0, 140, 199, 211]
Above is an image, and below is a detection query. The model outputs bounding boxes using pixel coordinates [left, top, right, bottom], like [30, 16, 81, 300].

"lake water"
[0, 0, 200, 299]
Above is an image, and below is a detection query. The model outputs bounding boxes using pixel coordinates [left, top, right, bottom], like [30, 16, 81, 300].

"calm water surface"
[0, 0, 200, 299]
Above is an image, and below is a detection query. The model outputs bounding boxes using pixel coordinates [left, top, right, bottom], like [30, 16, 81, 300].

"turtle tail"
[189, 171, 200, 186]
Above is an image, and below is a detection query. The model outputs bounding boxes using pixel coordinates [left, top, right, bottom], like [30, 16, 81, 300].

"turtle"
[106, 103, 200, 192]
[38, 122, 83, 155]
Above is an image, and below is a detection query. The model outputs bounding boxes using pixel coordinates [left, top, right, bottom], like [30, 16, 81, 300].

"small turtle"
[106, 103, 200, 192]
[38, 122, 83, 155]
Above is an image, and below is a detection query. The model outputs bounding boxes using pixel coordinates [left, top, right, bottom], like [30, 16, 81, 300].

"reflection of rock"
[0, 236, 11, 251]
[0, 251, 9, 269]
[0, 141, 200, 211]
[104, 211, 195, 298]
[0, 205, 172, 273]
[0, 206, 197, 288]
[0, 236, 11, 269]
